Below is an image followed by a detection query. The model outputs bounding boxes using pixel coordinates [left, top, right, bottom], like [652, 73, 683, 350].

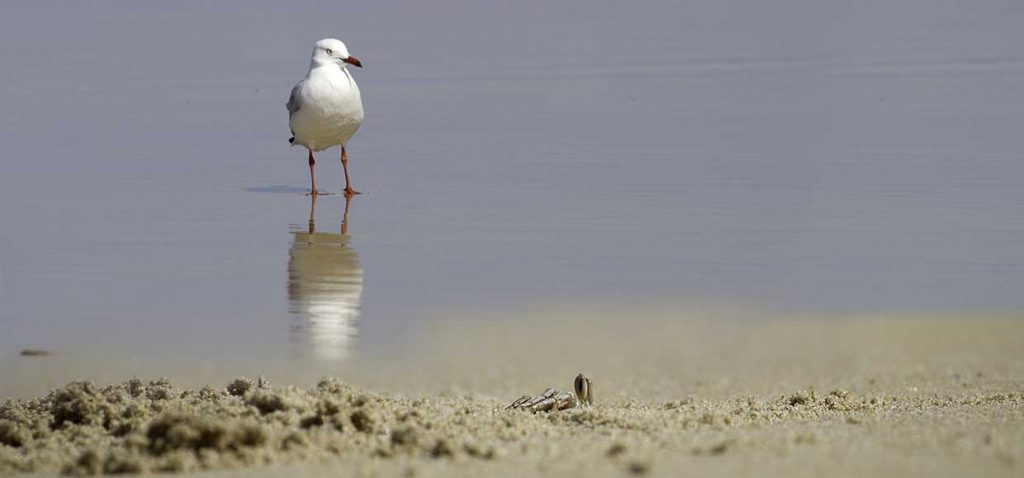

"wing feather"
[286, 80, 304, 118]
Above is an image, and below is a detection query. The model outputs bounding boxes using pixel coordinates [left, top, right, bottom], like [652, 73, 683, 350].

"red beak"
[343, 56, 362, 68]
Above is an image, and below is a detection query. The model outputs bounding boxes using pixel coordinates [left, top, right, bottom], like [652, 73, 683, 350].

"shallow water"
[1, 1, 1023, 371]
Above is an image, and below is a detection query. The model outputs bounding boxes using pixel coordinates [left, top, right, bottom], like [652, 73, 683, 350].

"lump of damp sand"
[246, 391, 290, 415]
[785, 390, 816, 407]
[146, 413, 267, 454]
[349, 408, 380, 433]
[49, 381, 110, 428]
[0, 420, 30, 448]
[226, 378, 255, 397]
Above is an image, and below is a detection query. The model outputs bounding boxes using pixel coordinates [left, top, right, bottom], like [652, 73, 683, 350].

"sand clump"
[0, 377, 436, 475]
[1, 376, 556, 475]
[0, 375, 1021, 476]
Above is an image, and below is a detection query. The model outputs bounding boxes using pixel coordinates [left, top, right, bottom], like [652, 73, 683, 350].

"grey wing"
[286, 81, 304, 118]
[286, 81, 304, 143]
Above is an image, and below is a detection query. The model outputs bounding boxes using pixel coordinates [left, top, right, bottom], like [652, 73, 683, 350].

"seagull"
[287, 38, 364, 197]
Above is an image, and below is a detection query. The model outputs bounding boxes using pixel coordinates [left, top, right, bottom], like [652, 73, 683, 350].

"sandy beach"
[2, 308, 1021, 476]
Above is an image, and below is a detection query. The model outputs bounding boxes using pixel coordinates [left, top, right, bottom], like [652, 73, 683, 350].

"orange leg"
[341, 146, 361, 197]
[306, 150, 331, 196]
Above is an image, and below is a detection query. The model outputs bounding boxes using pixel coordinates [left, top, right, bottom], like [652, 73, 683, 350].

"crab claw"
[574, 373, 592, 407]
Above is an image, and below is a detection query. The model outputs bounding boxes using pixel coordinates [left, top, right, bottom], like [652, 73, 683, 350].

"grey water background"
[1, 1, 1023, 362]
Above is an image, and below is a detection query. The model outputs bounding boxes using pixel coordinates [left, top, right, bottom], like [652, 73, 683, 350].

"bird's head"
[311, 38, 362, 69]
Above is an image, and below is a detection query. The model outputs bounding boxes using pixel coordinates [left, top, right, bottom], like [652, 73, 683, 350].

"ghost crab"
[506, 373, 593, 412]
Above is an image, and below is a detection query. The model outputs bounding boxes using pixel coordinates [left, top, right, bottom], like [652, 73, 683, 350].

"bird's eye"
[325, 49, 333, 55]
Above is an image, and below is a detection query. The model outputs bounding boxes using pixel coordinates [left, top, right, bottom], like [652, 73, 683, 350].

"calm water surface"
[1, 1, 1023, 367]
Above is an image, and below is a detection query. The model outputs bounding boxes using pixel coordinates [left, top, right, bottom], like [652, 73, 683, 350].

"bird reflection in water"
[288, 195, 362, 361]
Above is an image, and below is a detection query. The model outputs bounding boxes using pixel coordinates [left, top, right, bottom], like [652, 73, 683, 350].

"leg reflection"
[287, 195, 363, 361]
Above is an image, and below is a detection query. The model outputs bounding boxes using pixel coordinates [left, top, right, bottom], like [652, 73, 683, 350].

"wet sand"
[2, 308, 1021, 476]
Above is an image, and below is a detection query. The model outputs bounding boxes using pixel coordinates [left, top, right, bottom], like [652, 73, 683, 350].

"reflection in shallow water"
[288, 196, 362, 361]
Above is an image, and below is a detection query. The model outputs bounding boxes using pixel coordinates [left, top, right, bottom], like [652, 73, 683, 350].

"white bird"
[287, 38, 364, 197]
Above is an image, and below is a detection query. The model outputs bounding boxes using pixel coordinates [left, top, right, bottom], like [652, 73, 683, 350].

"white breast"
[290, 66, 364, 152]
